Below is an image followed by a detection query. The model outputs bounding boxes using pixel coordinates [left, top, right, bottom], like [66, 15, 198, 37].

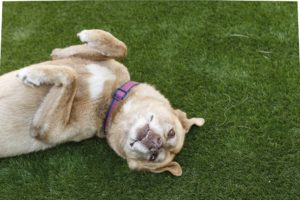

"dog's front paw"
[17, 67, 46, 87]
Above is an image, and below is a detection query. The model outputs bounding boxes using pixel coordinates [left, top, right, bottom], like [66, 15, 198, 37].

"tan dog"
[0, 30, 204, 176]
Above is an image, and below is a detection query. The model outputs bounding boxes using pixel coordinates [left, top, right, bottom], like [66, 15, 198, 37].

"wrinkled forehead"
[133, 97, 172, 114]
[133, 102, 180, 125]
[149, 106, 181, 126]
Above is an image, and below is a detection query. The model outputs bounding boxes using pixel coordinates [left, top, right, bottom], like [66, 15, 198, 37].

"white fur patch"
[123, 100, 133, 113]
[149, 117, 164, 136]
[18, 67, 30, 80]
[86, 64, 115, 100]
[132, 142, 149, 154]
[77, 30, 89, 43]
[17, 67, 45, 87]
[168, 136, 177, 147]
[156, 149, 166, 162]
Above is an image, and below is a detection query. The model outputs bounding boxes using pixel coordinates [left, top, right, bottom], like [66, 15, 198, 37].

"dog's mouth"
[129, 125, 162, 161]
[129, 140, 160, 161]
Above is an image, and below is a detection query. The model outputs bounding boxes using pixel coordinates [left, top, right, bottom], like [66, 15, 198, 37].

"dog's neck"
[103, 81, 139, 134]
[103, 82, 141, 159]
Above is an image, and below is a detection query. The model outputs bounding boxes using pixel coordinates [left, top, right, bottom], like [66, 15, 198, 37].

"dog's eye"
[167, 128, 175, 138]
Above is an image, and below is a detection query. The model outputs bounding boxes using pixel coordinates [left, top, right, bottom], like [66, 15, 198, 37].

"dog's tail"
[77, 29, 127, 59]
[51, 29, 127, 61]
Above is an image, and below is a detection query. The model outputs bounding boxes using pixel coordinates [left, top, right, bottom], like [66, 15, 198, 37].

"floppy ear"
[175, 109, 205, 132]
[151, 161, 182, 176]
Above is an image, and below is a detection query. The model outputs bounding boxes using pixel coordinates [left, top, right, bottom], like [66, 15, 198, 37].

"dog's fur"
[0, 30, 204, 176]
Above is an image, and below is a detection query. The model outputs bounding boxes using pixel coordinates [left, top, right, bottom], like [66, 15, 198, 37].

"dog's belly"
[0, 71, 52, 157]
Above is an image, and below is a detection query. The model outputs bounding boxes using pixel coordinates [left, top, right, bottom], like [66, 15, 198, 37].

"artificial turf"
[0, 1, 299, 199]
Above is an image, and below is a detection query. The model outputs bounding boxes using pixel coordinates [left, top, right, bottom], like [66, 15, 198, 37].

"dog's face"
[108, 84, 204, 176]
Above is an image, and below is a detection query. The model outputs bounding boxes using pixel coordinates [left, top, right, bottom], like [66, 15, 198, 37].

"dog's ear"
[151, 161, 182, 176]
[175, 109, 205, 133]
[128, 159, 182, 176]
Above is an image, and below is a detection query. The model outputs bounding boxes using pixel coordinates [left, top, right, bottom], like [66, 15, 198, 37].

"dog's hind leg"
[51, 45, 110, 61]
[51, 29, 127, 61]
[17, 64, 79, 144]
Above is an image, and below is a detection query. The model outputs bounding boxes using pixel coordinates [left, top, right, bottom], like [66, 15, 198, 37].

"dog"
[0, 29, 204, 176]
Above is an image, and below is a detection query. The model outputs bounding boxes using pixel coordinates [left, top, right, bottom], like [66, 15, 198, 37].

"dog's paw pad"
[17, 68, 44, 87]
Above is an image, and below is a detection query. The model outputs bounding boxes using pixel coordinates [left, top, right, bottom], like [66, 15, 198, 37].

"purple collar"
[103, 81, 139, 134]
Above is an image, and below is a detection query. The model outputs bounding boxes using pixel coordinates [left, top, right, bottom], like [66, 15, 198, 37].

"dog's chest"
[85, 63, 116, 100]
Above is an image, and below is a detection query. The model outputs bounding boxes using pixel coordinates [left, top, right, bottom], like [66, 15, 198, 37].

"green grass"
[1, 1, 299, 199]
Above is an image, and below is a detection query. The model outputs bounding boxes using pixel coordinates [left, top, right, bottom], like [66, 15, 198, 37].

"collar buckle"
[113, 88, 128, 101]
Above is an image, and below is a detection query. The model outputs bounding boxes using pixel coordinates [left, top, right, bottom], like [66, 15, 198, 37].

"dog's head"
[107, 84, 204, 176]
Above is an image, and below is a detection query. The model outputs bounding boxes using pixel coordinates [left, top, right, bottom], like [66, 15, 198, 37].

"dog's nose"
[141, 131, 162, 151]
